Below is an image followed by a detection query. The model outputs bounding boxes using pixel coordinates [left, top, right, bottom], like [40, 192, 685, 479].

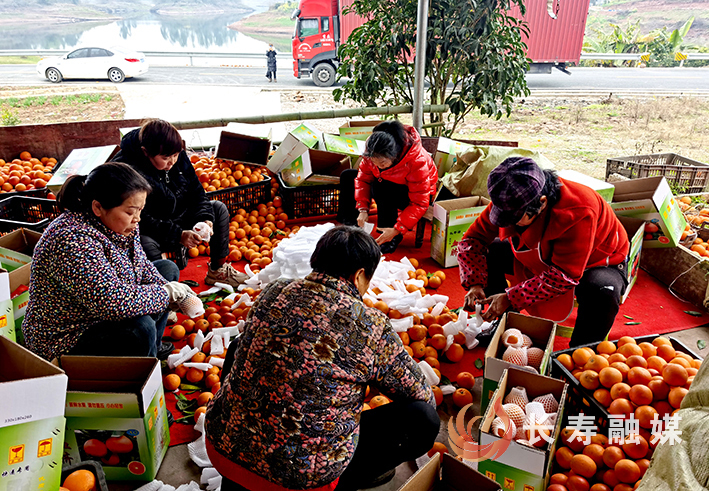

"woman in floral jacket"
[205, 226, 439, 491]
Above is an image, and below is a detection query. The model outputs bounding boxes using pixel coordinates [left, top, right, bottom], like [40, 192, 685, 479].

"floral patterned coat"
[205, 272, 434, 489]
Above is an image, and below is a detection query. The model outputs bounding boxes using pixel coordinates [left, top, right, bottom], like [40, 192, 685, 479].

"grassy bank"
[0, 56, 40, 65]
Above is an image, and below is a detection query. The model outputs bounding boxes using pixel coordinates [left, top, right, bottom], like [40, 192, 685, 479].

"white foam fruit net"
[501, 328, 524, 348]
[502, 345, 528, 366]
[527, 347, 545, 370]
[504, 386, 529, 411]
[532, 393, 559, 414]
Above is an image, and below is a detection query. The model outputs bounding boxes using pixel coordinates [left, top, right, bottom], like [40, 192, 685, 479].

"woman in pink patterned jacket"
[205, 226, 439, 491]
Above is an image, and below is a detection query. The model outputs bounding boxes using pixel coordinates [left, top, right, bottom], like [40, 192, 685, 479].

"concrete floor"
[107, 326, 708, 490]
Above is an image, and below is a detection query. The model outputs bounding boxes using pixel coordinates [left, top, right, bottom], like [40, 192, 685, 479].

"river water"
[4, 3, 276, 53]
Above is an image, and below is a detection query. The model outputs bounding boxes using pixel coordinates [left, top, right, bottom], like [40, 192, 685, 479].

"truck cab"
[291, 0, 339, 86]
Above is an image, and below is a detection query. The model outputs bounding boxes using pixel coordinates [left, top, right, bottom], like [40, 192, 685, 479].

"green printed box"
[431, 196, 489, 268]
[0, 336, 68, 491]
[611, 176, 687, 248]
[47, 145, 119, 194]
[0, 268, 15, 342]
[481, 312, 556, 415]
[60, 357, 170, 482]
[9, 264, 31, 346]
[479, 368, 568, 491]
[322, 134, 366, 161]
[338, 120, 382, 141]
[433, 137, 474, 178]
[616, 216, 645, 303]
[277, 149, 350, 187]
[557, 169, 615, 203]
[0, 228, 41, 272]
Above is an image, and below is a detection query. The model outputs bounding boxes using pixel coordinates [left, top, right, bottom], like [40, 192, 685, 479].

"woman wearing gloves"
[23, 162, 194, 360]
[338, 120, 437, 253]
[113, 118, 247, 287]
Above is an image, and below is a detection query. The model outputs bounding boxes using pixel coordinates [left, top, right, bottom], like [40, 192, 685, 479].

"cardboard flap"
[9, 263, 31, 292]
[441, 454, 502, 490]
[308, 149, 350, 176]
[215, 131, 271, 166]
[434, 196, 490, 213]
[611, 176, 665, 202]
[0, 228, 43, 255]
[399, 453, 439, 491]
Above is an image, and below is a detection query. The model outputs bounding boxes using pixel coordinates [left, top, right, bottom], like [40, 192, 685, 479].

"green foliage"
[1, 108, 20, 126]
[333, 0, 530, 136]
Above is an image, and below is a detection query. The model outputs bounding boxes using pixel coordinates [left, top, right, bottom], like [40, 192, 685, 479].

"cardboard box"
[60, 357, 170, 482]
[267, 123, 328, 182]
[557, 169, 615, 203]
[47, 145, 119, 193]
[274, 149, 350, 187]
[400, 453, 501, 491]
[338, 120, 382, 141]
[481, 312, 557, 415]
[611, 176, 688, 248]
[0, 336, 68, 491]
[9, 264, 31, 346]
[431, 196, 490, 267]
[433, 137, 475, 178]
[215, 130, 271, 168]
[322, 134, 366, 161]
[0, 267, 14, 342]
[0, 228, 42, 272]
[616, 216, 645, 303]
[478, 368, 568, 491]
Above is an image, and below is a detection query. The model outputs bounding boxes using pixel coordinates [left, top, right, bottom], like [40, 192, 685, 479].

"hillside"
[586, 0, 709, 45]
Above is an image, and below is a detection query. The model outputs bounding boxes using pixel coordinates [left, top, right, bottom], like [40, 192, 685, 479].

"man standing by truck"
[266, 43, 277, 83]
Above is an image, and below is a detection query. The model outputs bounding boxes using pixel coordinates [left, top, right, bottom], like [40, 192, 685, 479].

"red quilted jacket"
[354, 126, 437, 232]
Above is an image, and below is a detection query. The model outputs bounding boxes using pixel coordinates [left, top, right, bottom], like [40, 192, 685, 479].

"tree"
[332, 0, 530, 136]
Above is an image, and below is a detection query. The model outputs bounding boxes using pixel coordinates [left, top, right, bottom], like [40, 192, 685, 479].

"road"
[2, 65, 709, 94]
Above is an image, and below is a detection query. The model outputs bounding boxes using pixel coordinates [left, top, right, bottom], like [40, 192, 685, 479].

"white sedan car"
[37, 47, 149, 83]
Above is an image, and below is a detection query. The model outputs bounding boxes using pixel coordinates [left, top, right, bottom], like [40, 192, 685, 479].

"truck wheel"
[312, 64, 335, 87]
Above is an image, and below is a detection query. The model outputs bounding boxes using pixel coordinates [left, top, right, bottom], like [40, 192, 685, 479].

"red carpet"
[165, 219, 709, 445]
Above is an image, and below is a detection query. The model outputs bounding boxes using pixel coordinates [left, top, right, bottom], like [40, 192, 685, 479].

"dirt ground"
[2, 86, 709, 179]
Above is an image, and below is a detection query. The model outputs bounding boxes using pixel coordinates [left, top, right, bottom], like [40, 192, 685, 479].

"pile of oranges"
[187, 200, 294, 274]
[550, 335, 702, 490]
[0, 151, 56, 194]
[163, 290, 261, 423]
[687, 235, 709, 258]
[190, 154, 269, 192]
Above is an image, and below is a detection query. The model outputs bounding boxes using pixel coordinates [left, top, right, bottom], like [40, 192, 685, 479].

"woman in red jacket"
[458, 157, 630, 346]
[338, 121, 437, 253]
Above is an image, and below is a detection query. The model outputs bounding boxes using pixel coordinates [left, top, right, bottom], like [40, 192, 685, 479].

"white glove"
[193, 222, 213, 243]
[162, 282, 194, 304]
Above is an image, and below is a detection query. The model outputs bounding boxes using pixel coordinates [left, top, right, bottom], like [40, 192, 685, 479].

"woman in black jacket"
[113, 119, 247, 287]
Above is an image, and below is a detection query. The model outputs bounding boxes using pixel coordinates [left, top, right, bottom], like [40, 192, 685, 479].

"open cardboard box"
[0, 336, 68, 491]
[611, 176, 687, 248]
[58, 356, 170, 482]
[400, 453, 501, 491]
[275, 149, 350, 187]
[215, 129, 271, 168]
[478, 368, 568, 491]
[322, 133, 366, 168]
[338, 119, 382, 141]
[430, 196, 490, 268]
[47, 145, 119, 194]
[481, 312, 556, 415]
[0, 228, 42, 272]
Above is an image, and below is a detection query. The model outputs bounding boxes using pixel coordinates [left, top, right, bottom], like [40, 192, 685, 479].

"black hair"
[57, 162, 152, 213]
[363, 120, 409, 164]
[524, 170, 562, 216]
[310, 226, 381, 280]
[139, 119, 183, 157]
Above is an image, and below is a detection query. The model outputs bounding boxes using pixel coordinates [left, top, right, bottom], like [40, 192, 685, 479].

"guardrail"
[580, 53, 649, 61]
[0, 49, 269, 66]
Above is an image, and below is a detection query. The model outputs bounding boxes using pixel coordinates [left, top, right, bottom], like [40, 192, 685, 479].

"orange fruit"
[445, 343, 464, 362]
[570, 454, 597, 478]
[566, 475, 590, 491]
[584, 355, 609, 372]
[583, 443, 605, 466]
[608, 398, 634, 416]
[646, 355, 667, 373]
[429, 333, 447, 350]
[668, 386, 688, 408]
[614, 459, 641, 484]
[625, 355, 647, 369]
[170, 325, 186, 340]
[105, 435, 133, 454]
[622, 434, 648, 459]
[557, 353, 575, 372]
[638, 342, 657, 358]
[580, 370, 600, 390]
[424, 356, 440, 369]
[431, 386, 443, 405]
[603, 446, 625, 468]
[589, 484, 611, 491]
[205, 373, 220, 389]
[191, 352, 206, 363]
[186, 368, 204, 383]
[373, 301, 389, 315]
[597, 340, 617, 355]
[591, 433, 609, 447]
[572, 347, 594, 367]
[618, 343, 643, 358]
[398, 331, 410, 346]
[607, 353, 627, 364]
[610, 362, 630, 381]
[593, 388, 612, 407]
[627, 367, 652, 386]
[634, 405, 658, 429]
[62, 469, 97, 491]
[369, 395, 390, 408]
[636, 458, 651, 479]
[628, 385, 653, 406]
[652, 336, 672, 347]
[428, 323, 445, 336]
[617, 336, 637, 347]
[662, 363, 688, 386]
[427, 441, 449, 458]
[669, 356, 691, 369]
[194, 406, 207, 423]
[428, 276, 442, 289]
[197, 392, 214, 406]
[550, 474, 569, 486]
[452, 388, 473, 407]
[560, 427, 586, 453]
[82, 439, 107, 458]
[555, 446, 574, 469]
[647, 377, 670, 401]
[456, 371, 475, 389]
[408, 325, 427, 341]
[163, 374, 180, 391]
[599, 367, 623, 388]
[409, 341, 426, 358]
[656, 344, 676, 362]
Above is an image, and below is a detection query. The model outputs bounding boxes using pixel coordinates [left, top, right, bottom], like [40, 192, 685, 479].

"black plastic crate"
[276, 173, 340, 219]
[0, 196, 61, 236]
[551, 334, 702, 430]
[606, 153, 709, 194]
[0, 187, 50, 202]
[61, 460, 109, 491]
[206, 176, 271, 217]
